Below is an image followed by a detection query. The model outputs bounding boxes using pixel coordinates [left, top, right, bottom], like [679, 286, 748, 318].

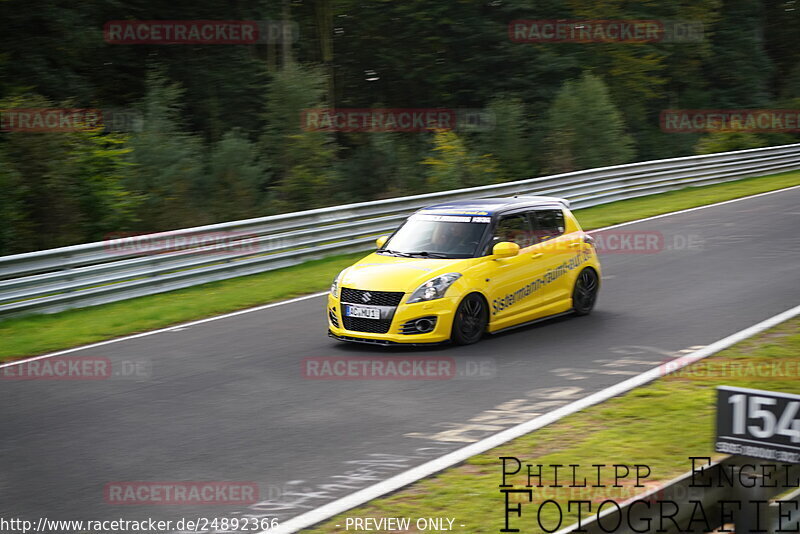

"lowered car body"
[327, 196, 601, 346]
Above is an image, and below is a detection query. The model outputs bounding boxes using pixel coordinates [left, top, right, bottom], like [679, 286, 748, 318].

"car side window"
[531, 209, 565, 242]
[489, 214, 533, 251]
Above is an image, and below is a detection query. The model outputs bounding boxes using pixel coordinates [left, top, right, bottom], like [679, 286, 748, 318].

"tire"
[572, 268, 599, 316]
[451, 294, 488, 345]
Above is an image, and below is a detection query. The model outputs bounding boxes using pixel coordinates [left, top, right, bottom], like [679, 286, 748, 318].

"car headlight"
[330, 271, 342, 298]
[407, 273, 462, 304]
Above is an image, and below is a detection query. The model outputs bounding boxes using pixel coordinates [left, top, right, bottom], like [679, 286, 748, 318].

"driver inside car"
[429, 222, 475, 254]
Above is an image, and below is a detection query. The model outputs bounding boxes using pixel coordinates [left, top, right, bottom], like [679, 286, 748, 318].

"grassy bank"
[307, 317, 800, 533]
[1, 170, 799, 361]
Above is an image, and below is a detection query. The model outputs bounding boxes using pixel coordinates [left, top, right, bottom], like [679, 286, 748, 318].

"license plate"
[345, 305, 381, 320]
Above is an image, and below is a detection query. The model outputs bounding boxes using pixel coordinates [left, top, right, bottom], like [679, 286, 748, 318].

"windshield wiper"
[402, 251, 449, 258]
[376, 248, 407, 257]
[378, 249, 449, 258]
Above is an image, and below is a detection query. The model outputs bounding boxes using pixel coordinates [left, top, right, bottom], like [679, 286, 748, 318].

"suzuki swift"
[327, 196, 600, 346]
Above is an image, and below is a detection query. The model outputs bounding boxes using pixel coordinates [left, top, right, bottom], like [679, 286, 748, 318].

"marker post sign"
[716, 386, 800, 464]
[716, 386, 800, 533]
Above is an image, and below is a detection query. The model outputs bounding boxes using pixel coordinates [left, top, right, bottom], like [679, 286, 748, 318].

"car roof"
[417, 196, 568, 216]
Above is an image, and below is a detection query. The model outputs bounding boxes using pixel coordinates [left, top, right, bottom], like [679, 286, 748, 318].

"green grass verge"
[1, 170, 799, 362]
[573, 169, 800, 230]
[307, 318, 800, 534]
[0, 252, 364, 361]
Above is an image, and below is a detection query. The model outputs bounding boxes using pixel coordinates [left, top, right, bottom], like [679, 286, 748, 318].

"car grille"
[342, 316, 392, 334]
[328, 307, 340, 328]
[340, 288, 404, 307]
[339, 288, 403, 334]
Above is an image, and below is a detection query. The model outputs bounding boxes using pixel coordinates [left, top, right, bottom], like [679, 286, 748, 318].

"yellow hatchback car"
[327, 196, 600, 346]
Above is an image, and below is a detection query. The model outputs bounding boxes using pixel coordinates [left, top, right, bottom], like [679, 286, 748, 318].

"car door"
[527, 208, 578, 309]
[482, 212, 541, 327]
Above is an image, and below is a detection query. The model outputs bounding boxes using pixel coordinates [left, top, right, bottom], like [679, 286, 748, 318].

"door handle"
[569, 242, 582, 248]
[531, 253, 543, 259]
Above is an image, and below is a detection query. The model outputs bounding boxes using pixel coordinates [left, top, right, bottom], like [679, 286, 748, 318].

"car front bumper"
[327, 293, 458, 344]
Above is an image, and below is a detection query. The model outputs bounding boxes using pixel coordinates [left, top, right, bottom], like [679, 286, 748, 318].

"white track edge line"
[586, 183, 800, 233]
[3, 182, 799, 369]
[269, 303, 800, 534]
[0, 292, 327, 369]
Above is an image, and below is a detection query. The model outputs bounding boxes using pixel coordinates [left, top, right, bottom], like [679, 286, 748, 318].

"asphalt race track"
[2, 187, 799, 529]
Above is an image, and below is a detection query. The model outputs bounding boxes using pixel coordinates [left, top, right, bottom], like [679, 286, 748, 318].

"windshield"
[381, 214, 490, 259]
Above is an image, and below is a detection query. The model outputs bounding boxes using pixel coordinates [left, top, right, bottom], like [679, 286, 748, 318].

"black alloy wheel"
[451, 294, 488, 345]
[572, 268, 599, 315]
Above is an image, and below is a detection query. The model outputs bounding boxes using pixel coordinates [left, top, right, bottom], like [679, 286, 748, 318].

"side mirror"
[492, 241, 520, 259]
[376, 235, 389, 249]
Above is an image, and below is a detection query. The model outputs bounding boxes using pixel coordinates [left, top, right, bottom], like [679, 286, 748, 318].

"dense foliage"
[0, 0, 798, 254]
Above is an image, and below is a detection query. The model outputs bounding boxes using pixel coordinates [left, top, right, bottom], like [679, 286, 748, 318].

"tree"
[270, 131, 338, 210]
[471, 97, 536, 180]
[565, 0, 722, 162]
[125, 70, 206, 230]
[334, 131, 430, 201]
[542, 73, 634, 173]
[0, 144, 33, 255]
[0, 95, 139, 253]
[694, 131, 768, 154]
[205, 130, 269, 221]
[260, 64, 338, 211]
[422, 129, 499, 191]
[764, 1, 800, 100]
[2, 0, 799, 254]
[64, 127, 140, 243]
[703, 0, 773, 107]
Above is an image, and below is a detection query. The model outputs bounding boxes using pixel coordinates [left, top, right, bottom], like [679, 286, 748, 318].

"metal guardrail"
[1, 143, 799, 318]
[554, 458, 800, 534]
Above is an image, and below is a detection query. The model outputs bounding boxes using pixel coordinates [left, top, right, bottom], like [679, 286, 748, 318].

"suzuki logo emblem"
[361, 292, 372, 303]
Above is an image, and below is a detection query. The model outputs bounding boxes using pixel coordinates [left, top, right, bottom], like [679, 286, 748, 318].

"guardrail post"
[768, 487, 800, 534]
[734, 462, 768, 534]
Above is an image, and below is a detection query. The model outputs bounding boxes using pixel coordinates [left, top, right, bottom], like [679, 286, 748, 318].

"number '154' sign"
[716, 386, 800, 464]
